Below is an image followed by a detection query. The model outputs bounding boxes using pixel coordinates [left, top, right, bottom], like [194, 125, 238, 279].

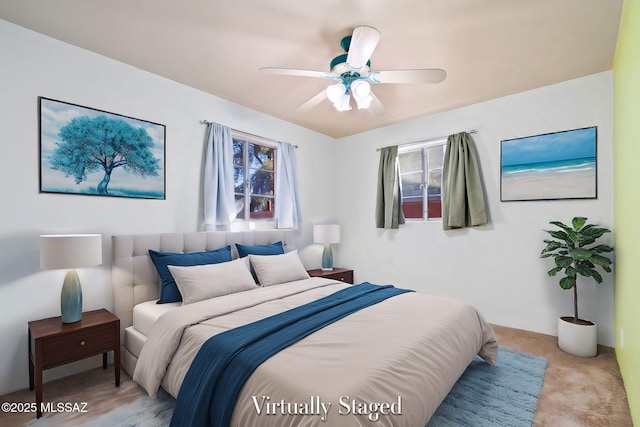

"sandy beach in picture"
[501, 167, 596, 200]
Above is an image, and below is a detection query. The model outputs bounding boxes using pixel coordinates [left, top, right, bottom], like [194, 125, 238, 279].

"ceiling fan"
[260, 25, 446, 113]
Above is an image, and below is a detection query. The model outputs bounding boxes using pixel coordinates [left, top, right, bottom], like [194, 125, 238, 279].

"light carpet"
[25, 347, 546, 427]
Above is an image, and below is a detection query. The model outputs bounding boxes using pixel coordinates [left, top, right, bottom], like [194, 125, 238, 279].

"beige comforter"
[134, 278, 498, 426]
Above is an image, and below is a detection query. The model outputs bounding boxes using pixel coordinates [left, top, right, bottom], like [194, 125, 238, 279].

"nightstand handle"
[80, 341, 86, 346]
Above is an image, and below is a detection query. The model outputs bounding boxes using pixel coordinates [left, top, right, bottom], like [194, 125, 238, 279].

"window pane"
[400, 171, 423, 197]
[249, 170, 274, 195]
[400, 150, 424, 220]
[426, 145, 444, 220]
[249, 196, 274, 219]
[399, 150, 422, 173]
[233, 139, 245, 167]
[427, 145, 444, 171]
[402, 198, 423, 219]
[427, 199, 442, 219]
[248, 143, 275, 171]
[234, 195, 245, 219]
[234, 167, 245, 193]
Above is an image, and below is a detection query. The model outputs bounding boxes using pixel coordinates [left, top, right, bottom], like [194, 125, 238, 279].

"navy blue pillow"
[149, 246, 232, 304]
[236, 241, 285, 258]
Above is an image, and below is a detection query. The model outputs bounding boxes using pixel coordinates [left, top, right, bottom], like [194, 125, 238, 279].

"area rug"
[26, 347, 546, 427]
[427, 347, 548, 427]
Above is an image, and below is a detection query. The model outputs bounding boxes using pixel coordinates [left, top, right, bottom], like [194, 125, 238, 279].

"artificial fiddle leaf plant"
[540, 216, 613, 324]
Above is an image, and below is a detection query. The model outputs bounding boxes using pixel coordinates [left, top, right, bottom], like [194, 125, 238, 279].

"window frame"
[398, 137, 447, 222]
[232, 130, 278, 223]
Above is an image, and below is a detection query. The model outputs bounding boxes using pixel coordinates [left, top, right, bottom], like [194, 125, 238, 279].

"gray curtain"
[203, 123, 236, 231]
[442, 132, 487, 230]
[274, 141, 302, 229]
[375, 146, 405, 229]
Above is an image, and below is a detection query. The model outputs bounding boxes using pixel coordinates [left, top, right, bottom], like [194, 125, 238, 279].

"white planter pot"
[557, 317, 598, 357]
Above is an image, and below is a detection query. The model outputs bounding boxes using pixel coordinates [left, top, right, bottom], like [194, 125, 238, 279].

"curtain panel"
[442, 132, 487, 230]
[203, 123, 236, 231]
[375, 145, 405, 229]
[274, 141, 302, 229]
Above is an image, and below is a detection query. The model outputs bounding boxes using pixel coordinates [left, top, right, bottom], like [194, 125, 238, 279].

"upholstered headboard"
[111, 230, 297, 339]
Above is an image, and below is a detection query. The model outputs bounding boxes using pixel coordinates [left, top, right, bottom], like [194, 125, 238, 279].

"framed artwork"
[500, 126, 597, 202]
[39, 97, 166, 199]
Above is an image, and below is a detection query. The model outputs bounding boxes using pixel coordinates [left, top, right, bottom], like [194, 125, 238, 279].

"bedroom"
[0, 0, 637, 426]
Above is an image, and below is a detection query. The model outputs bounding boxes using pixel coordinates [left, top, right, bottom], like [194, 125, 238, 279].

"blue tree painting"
[40, 98, 165, 199]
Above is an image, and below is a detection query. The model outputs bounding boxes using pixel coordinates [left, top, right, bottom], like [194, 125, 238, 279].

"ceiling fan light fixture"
[351, 80, 372, 109]
[336, 93, 352, 111]
[326, 82, 346, 104]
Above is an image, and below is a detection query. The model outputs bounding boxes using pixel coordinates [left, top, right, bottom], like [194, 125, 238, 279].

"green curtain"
[376, 146, 405, 229]
[442, 132, 487, 230]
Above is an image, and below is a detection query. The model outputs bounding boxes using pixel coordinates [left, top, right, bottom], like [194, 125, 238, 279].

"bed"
[112, 230, 498, 426]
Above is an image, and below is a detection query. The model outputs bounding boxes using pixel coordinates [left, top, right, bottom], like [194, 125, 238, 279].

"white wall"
[0, 19, 336, 395]
[335, 72, 615, 346]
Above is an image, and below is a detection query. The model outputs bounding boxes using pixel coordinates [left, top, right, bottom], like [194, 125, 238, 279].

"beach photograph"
[500, 127, 597, 201]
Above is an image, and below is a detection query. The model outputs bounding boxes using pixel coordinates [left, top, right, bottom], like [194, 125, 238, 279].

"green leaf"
[591, 270, 603, 283]
[540, 253, 553, 258]
[546, 230, 569, 241]
[576, 263, 593, 277]
[559, 276, 576, 290]
[582, 227, 611, 239]
[570, 248, 593, 260]
[565, 266, 576, 276]
[555, 256, 573, 268]
[572, 217, 587, 231]
[547, 266, 563, 276]
[591, 254, 612, 268]
[591, 244, 614, 253]
[541, 241, 563, 254]
[549, 221, 572, 233]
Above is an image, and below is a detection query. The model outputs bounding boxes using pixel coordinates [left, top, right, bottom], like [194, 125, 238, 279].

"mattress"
[133, 300, 180, 337]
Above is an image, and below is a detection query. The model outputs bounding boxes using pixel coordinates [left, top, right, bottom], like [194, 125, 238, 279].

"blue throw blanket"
[170, 282, 412, 427]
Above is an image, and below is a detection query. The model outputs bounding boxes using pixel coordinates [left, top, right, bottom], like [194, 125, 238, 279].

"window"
[398, 138, 447, 220]
[232, 133, 276, 220]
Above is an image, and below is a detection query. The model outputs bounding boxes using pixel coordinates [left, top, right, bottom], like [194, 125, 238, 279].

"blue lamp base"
[321, 244, 334, 271]
[61, 269, 83, 323]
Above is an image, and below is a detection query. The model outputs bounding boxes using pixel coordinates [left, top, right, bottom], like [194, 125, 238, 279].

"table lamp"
[313, 224, 341, 271]
[40, 234, 102, 323]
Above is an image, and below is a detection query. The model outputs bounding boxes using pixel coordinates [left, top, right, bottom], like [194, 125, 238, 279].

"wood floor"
[0, 324, 633, 427]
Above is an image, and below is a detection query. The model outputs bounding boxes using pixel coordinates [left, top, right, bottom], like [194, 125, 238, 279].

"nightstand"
[28, 309, 120, 418]
[307, 267, 354, 284]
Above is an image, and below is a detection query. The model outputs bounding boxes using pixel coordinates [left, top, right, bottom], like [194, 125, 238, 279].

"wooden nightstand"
[307, 267, 354, 284]
[28, 309, 120, 418]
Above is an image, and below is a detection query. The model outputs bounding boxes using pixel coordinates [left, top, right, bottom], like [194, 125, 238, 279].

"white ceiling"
[0, 0, 622, 138]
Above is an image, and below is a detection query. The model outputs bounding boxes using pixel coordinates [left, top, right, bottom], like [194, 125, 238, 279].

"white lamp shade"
[40, 234, 102, 270]
[313, 225, 341, 244]
[326, 83, 346, 104]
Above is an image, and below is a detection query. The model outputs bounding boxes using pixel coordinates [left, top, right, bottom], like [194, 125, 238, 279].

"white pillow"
[249, 250, 310, 287]
[168, 258, 257, 305]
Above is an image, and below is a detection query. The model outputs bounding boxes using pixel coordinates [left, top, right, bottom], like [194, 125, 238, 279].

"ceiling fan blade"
[296, 90, 328, 112]
[260, 67, 338, 79]
[368, 91, 386, 115]
[346, 25, 381, 70]
[369, 69, 447, 84]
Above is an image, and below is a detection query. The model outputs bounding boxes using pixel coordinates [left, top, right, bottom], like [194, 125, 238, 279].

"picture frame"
[500, 126, 597, 202]
[39, 97, 166, 199]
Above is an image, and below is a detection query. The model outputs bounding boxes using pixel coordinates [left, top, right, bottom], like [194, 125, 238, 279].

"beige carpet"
[0, 324, 633, 427]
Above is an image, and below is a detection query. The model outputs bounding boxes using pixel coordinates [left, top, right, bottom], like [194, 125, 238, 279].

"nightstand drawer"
[307, 268, 354, 284]
[326, 270, 353, 283]
[41, 324, 115, 368]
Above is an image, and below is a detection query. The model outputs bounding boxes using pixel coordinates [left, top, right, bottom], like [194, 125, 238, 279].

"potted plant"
[540, 216, 613, 357]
